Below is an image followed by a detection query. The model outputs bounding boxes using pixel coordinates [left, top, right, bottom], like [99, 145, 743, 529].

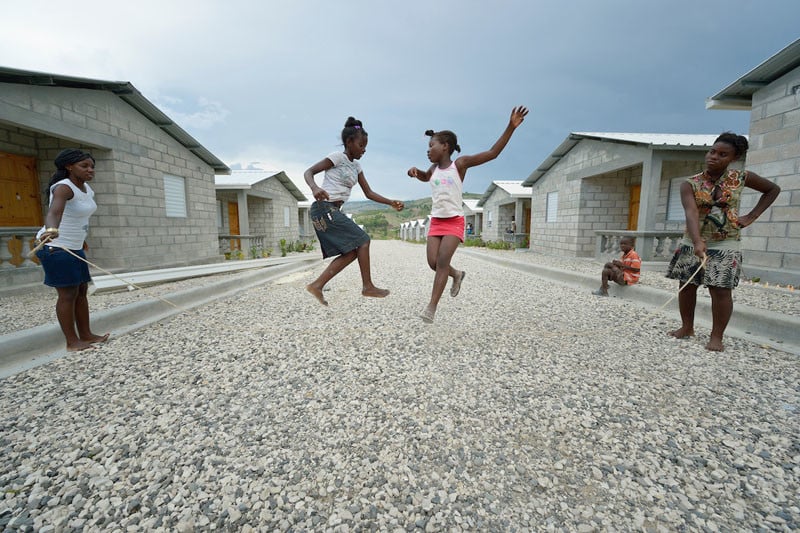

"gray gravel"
[1, 241, 799, 531]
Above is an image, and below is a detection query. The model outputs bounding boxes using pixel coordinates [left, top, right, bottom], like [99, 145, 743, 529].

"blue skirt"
[36, 246, 91, 288]
[310, 201, 370, 259]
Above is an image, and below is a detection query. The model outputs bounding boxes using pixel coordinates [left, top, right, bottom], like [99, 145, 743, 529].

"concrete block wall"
[1, 83, 223, 272]
[742, 65, 800, 278]
[480, 189, 513, 242]
[249, 178, 301, 248]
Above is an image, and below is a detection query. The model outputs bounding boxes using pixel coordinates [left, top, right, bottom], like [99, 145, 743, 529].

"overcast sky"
[3, 1, 799, 201]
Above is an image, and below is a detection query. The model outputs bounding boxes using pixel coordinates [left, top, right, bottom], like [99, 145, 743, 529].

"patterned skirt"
[665, 244, 742, 289]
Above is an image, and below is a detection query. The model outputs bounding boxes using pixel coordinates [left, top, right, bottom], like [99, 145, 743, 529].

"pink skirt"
[428, 216, 465, 242]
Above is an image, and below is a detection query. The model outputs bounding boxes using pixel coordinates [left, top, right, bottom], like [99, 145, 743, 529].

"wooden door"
[0, 153, 43, 227]
[627, 185, 640, 230]
[523, 207, 531, 234]
[227, 202, 241, 250]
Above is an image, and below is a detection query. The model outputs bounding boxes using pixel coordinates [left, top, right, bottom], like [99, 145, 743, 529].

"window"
[487, 210, 492, 228]
[284, 206, 291, 227]
[546, 192, 558, 222]
[667, 177, 687, 222]
[163, 175, 187, 217]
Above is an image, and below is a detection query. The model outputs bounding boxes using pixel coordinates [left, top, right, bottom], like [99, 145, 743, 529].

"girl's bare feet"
[84, 333, 110, 344]
[306, 284, 328, 306]
[362, 286, 389, 298]
[706, 337, 725, 351]
[668, 327, 694, 339]
[66, 340, 95, 352]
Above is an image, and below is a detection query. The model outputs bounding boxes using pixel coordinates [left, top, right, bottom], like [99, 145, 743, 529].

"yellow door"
[628, 185, 640, 230]
[227, 202, 241, 250]
[0, 152, 43, 227]
[523, 207, 531, 234]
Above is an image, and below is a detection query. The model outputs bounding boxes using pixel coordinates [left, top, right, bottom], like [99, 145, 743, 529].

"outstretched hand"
[391, 200, 405, 211]
[408, 167, 422, 179]
[509, 106, 529, 128]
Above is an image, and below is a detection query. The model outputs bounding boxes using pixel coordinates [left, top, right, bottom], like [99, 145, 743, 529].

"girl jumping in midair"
[304, 117, 404, 306]
[408, 106, 529, 323]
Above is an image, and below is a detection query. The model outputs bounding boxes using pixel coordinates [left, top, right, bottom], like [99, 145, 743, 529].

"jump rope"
[29, 237, 709, 343]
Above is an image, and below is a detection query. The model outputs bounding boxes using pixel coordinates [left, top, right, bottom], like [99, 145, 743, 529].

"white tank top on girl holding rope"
[36, 178, 96, 250]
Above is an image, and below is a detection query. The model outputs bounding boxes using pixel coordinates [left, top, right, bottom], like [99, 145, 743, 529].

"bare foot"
[84, 333, 110, 344]
[362, 286, 389, 298]
[450, 270, 466, 297]
[668, 327, 695, 339]
[306, 284, 328, 306]
[66, 340, 95, 352]
[420, 306, 435, 323]
[706, 338, 725, 352]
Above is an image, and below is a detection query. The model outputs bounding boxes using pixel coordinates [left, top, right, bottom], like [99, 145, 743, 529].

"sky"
[2, 1, 799, 201]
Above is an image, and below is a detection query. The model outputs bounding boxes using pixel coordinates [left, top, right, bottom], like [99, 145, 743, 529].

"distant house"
[214, 170, 309, 256]
[477, 180, 531, 244]
[705, 38, 800, 285]
[521, 133, 729, 261]
[462, 199, 483, 238]
[0, 67, 229, 291]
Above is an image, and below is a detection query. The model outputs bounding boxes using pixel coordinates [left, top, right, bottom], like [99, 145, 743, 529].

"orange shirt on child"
[622, 249, 642, 285]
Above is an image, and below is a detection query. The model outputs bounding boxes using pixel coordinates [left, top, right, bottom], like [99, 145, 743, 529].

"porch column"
[237, 190, 250, 236]
[637, 150, 662, 260]
[514, 201, 523, 233]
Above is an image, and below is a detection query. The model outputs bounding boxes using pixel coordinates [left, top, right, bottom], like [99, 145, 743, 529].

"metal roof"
[706, 38, 800, 110]
[462, 199, 483, 213]
[476, 180, 530, 207]
[215, 170, 307, 202]
[0, 66, 230, 173]
[522, 132, 718, 186]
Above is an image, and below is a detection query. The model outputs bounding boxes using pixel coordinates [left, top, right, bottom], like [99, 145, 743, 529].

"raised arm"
[358, 173, 404, 211]
[304, 158, 335, 202]
[455, 106, 528, 177]
[407, 164, 436, 182]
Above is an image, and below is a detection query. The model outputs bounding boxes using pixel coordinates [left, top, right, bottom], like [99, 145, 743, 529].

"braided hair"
[714, 132, 748, 158]
[425, 129, 461, 155]
[48, 148, 95, 187]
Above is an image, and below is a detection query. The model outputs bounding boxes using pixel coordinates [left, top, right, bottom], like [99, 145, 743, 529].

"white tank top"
[430, 162, 463, 218]
[37, 179, 97, 250]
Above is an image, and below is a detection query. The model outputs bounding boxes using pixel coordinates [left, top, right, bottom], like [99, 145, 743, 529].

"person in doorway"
[304, 117, 404, 306]
[666, 132, 780, 351]
[35, 149, 109, 351]
[409, 106, 529, 323]
[592, 236, 641, 296]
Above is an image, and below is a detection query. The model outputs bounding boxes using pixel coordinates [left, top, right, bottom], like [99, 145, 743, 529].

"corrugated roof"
[476, 180, 530, 207]
[706, 38, 800, 110]
[0, 66, 230, 173]
[215, 170, 307, 202]
[522, 132, 718, 187]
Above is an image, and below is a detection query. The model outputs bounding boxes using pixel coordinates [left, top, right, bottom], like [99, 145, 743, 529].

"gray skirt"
[665, 244, 742, 289]
[310, 201, 370, 259]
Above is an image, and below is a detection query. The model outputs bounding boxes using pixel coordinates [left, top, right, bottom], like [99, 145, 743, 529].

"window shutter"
[164, 175, 187, 218]
[546, 192, 558, 222]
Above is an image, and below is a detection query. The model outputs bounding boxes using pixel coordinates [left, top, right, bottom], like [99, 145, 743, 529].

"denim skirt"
[310, 201, 370, 259]
[36, 246, 91, 287]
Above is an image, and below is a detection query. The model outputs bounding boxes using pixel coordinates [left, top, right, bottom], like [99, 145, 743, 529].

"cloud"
[151, 96, 230, 130]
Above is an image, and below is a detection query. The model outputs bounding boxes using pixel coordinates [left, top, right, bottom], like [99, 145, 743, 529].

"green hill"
[346, 193, 481, 239]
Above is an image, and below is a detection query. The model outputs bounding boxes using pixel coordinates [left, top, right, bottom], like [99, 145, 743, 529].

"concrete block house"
[521, 133, 734, 262]
[706, 38, 800, 285]
[214, 170, 309, 257]
[462, 199, 483, 238]
[0, 67, 229, 290]
[477, 180, 531, 245]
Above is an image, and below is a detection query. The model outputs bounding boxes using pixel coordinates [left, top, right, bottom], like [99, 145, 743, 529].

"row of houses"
[1, 39, 798, 290]
[400, 39, 800, 285]
[0, 67, 314, 291]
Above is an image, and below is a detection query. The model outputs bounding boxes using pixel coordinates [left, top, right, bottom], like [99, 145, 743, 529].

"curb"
[0, 257, 320, 378]
[462, 249, 800, 356]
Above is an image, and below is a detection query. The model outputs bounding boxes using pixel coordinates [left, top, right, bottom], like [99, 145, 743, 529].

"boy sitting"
[592, 236, 641, 296]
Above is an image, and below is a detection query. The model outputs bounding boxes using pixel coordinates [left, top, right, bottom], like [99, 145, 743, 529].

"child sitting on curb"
[592, 236, 641, 296]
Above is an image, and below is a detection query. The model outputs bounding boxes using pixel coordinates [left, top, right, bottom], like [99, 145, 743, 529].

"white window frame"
[284, 206, 291, 227]
[546, 191, 558, 222]
[163, 175, 187, 218]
